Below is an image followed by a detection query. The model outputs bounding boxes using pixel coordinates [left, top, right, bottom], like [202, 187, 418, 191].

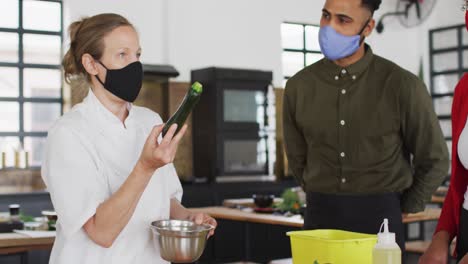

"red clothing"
[435, 73, 468, 255]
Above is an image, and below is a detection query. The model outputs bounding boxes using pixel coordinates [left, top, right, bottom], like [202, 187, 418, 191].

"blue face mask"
[318, 20, 369, 61]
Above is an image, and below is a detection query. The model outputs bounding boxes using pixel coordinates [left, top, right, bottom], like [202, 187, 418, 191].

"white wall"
[64, 0, 465, 87]
[166, 0, 324, 86]
[63, 0, 168, 65]
[369, 0, 465, 85]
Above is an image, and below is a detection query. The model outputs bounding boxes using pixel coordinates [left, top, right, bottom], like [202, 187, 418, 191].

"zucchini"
[162, 81, 203, 137]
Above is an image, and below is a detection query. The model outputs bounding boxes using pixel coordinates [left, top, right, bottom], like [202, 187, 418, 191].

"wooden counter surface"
[0, 232, 54, 254]
[190, 206, 441, 227]
[0, 204, 442, 255]
[191, 207, 304, 228]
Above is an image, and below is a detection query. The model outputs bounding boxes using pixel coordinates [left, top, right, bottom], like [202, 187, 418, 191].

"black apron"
[457, 207, 468, 263]
[304, 192, 406, 252]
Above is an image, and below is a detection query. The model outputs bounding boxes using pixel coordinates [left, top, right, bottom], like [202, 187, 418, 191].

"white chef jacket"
[41, 89, 183, 264]
[456, 117, 468, 211]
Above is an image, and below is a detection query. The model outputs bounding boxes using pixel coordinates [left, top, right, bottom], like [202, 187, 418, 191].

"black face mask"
[94, 61, 143, 102]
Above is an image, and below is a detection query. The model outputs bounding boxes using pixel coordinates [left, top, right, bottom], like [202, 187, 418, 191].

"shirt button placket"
[337, 72, 349, 190]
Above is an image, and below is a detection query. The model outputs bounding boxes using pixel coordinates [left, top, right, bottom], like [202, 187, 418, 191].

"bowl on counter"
[252, 194, 275, 208]
[150, 220, 214, 263]
[24, 221, 48, 231]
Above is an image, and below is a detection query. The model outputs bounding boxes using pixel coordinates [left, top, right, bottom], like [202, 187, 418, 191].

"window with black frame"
[0, 0, 63, 168]
[281, 22, 323, 87]
[429, 24, 468, 179]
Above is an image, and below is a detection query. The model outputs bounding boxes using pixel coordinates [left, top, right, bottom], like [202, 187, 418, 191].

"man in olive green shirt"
[283, 0, 449, 251]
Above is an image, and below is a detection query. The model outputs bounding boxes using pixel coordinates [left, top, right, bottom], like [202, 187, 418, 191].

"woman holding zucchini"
[41, 13, 215, 264]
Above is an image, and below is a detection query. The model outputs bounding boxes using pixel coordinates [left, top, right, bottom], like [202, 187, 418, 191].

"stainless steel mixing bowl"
[150, 219, 214, 263]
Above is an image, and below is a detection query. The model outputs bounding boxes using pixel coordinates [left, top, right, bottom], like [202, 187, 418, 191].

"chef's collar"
[84, 88, 135, 131]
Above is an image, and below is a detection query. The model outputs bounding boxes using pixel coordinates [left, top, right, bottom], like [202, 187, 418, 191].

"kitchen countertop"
[190, 206, 441, 227]
[0, 232, 54, 248]
[0, 232, 54, 255]
[191, 207, 304, 227]
[0, 206, 441, 255]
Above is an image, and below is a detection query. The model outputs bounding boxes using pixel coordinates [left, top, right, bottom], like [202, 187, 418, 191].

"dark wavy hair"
[361, 0, 382, 14]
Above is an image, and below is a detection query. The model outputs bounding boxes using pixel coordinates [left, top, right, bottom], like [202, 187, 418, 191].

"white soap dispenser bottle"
[372, 218, 401, 264]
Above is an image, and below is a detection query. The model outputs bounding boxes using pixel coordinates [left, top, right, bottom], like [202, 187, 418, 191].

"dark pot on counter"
[252, 194, 274, 208]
